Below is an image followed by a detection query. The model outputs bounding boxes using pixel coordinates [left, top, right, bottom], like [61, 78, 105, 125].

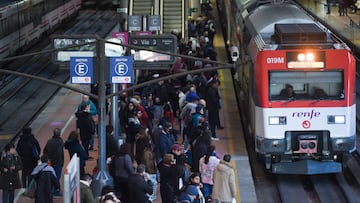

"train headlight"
[269, 116, 287, 125]
[327, 115, 345, 124]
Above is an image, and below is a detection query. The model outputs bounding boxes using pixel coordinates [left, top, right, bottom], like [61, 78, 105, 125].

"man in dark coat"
[31, 154, 59, 203]
[127, 164, 153, 203]
[205, 78, 221, 140]
[16, 126, 40, 188]
[105, 124, 119, 159]
[75, 103, 95, 155]
[159, 153, 178, 203]
[0, 143, 22, 203]
[43, 128, 64, 195]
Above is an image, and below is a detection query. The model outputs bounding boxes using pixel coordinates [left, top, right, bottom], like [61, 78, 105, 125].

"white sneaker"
[211, 137, 219, 141]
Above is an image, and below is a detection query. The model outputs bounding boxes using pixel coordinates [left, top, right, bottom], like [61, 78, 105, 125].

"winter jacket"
[31, 163, 59, 203]
[16, 133, 40, 169]
[0, 153, 22, 190]
[64, 139, 88, 168]
[113, 154, 134, 179]
[44, 136, 64, 167]
[80, 180, 97, 203]
[127, 173, 153, 203]
[75, 111, 95, 142]
[212, 160, 236, 202]
[159, 131, 175, 158]
[159, 162, 178, 203]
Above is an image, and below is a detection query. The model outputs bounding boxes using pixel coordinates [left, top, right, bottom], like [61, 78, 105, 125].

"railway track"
[0, 9, 119, 150]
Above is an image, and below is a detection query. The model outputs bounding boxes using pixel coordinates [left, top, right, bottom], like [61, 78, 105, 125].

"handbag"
[23, 179, 36, 198]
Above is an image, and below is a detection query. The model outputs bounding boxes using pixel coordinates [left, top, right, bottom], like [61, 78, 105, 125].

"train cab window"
[269, 71, 344, 101]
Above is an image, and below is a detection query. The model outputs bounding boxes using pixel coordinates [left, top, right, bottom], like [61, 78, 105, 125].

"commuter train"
[218, 0, 356, 174]
[0, 0, 81, 61]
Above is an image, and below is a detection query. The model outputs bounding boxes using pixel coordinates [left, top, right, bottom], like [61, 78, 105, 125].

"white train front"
[219, 0, 356, 174]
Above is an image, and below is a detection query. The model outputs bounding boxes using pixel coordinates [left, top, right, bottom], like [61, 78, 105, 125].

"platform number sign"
[70, 57, 93, 84]
[110, 56, 133, 84]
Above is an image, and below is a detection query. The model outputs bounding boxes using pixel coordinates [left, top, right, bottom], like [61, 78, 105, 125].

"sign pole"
[91, 37, 113, 197]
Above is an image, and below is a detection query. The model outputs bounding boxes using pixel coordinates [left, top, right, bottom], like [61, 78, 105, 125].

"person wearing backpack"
[31, 154, 59, 203]
[16, 127, 41, 188]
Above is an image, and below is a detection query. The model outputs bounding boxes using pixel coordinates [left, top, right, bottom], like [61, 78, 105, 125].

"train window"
[269, 71, 344, 101]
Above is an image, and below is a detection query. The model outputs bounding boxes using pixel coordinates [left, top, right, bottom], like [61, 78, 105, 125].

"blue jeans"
[3, 189, 15, 203]
[53, 166, 63, 194]
[203, 183, 213, 199]
[89, 133, 94, 150]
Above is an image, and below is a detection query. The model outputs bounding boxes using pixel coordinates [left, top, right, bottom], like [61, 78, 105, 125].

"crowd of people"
[0, 3, 238, 203]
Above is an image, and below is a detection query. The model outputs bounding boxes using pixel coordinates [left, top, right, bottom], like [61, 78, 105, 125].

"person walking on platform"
[31, 154, 60, 203]
[79, 173, 97, 203]
[64, 130, 89, 177]
[16, 126, 41, 188]
[0, 143, 22, 203]
[43, 128, 64, 196]
[76, 102, 96, 155]
[76, 94, 98, 150]
[212, 154, 236, 203]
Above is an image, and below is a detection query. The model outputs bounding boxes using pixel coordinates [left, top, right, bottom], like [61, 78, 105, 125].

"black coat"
[16, 133, 40, 169]
[75, 111, 95, 142]
[128, 173, 153, 203]
[159, 162, 178, 203]
[32, 164, 59, 203]
[0, 153, 22, 190]
[44, 136, 64, 167]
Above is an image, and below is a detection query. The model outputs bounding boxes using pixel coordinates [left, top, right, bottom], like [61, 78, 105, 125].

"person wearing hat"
[159, 153, 178, 203]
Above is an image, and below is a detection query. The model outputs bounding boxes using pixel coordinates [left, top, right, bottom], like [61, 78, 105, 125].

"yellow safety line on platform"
[214, 26, 241, 202]
[0, 134, 14, 140]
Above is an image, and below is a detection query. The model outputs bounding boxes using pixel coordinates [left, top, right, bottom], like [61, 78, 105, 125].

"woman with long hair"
[199, 145, 220, 201]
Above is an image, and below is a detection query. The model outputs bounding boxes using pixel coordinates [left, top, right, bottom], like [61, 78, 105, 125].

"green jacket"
[80, 181, 97, 203]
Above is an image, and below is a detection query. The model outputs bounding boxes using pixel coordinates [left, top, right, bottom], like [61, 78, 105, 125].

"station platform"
[11, 4, 257, 203]
[297, 0, 360, 46]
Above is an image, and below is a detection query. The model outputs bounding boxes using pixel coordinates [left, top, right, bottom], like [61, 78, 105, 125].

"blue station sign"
[110, 56, 133, 84]
[70, 57, 93, 84]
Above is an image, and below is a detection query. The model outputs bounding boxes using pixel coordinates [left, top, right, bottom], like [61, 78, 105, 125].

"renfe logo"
[266, 57, 285, 64]
[292, 109, 320, 120]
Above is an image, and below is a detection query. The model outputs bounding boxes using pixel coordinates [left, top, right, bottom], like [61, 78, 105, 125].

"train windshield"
[269, 71, 344, 101]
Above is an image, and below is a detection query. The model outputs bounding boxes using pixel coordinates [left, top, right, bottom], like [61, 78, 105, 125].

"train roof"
[245, 3, 314, 36]
[0, 0, 42, 19]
